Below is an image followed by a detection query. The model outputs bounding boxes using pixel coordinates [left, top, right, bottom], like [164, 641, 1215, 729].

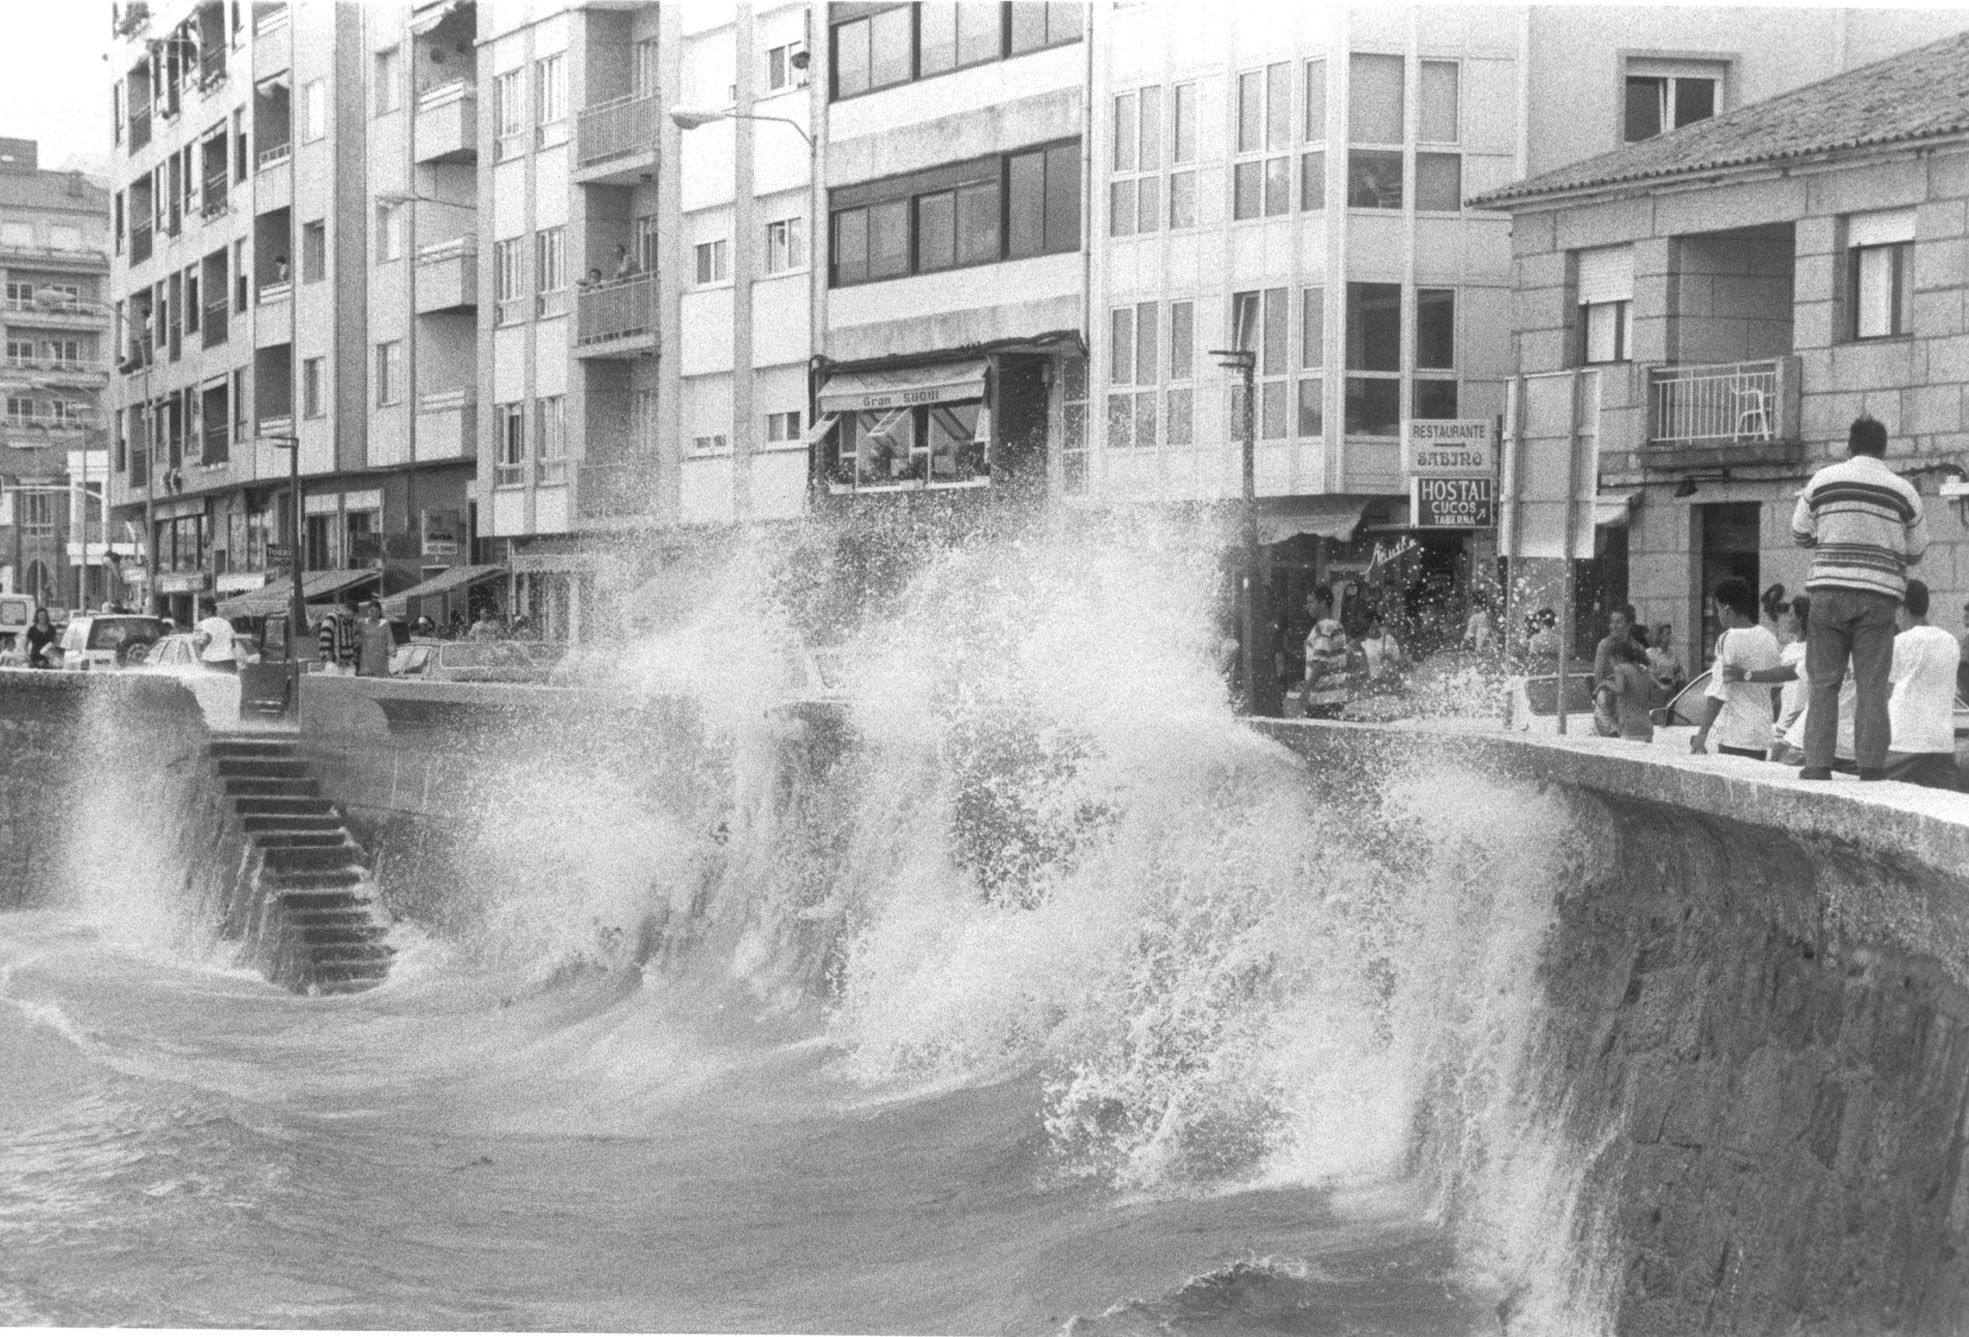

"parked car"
[0, 593, 40, 660]
[127, 631, 259, 672]
[1651, 670, 1969, 787]
[1502, 661, 1599, 732]
[57, 614, 166, 670]
[388, 638, 443, 678]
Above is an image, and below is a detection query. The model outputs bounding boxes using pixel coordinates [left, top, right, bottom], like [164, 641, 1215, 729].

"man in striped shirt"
[1790, 415, 1927, 780]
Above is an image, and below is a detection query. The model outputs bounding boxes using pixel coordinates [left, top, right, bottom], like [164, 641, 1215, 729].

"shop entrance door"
[1697, 502, 1760, 668]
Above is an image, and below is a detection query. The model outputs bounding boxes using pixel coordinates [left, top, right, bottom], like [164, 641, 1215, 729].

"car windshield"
[86, 618, 164, 651]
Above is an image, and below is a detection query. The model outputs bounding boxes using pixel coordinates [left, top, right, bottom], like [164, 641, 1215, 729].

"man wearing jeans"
[1791, 415, 1927, 781]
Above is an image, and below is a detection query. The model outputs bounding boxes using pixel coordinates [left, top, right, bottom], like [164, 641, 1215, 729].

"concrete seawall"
[7, 669, 1969, 1332]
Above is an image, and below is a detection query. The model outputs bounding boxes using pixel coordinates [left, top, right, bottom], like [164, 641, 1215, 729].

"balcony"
[577, 459, 660, 520]
[575, 273, 658, 357]
[197, 47, 227, 96]
[413, 237, 477, 314]
[200, 171, 230, 221]
[203, 299, 229, 348]
[574, 93, 658, 184]
[201, 424, 231, 463]
[415, 388, 476, 462]
[0, 238, 111, 273]
[257, 141, 292, 173]
[7, 358, 112, 387]
[414, 79, 477, 164]
[131, 219, 153, 265]
[1643, 356, 1804, 471]
[129, 106, 152, 152]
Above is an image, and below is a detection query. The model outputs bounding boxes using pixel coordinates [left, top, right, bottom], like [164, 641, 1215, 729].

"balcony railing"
[418, 77, 470, 112]
[198, 47, 227, 92]
[257, 140, 292, 171]
[575, 272, 656, 347]
[576, 92, 656, 168]
[201, 171, 229, 219]
[1649, 359, 1780, 446]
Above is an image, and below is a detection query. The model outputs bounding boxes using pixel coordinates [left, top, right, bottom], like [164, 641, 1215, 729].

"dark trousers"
[1886, 750, 1960, 791]
[1804, 586, 1899, 771]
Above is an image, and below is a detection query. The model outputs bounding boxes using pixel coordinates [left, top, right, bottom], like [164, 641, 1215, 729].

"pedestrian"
[356, 599, 393, 678]
[1885, 578, 1961, 790]
[192, 599, 238, 674]
[1790, 414, 1927, 780]
[1304, 618, 1349, 688]
[1359, 613, 1405, 681]
[316, 605, 355, 674]
[1592, 603, 1639, 735]
[1463, 592, 1496, 654]
[1604, 636, 1656, 743]
[23, 607, 57, 669]
[1527, 607, 1561, 658]
[468, 609, 500, 641]
[1689, 576, 1782, 759]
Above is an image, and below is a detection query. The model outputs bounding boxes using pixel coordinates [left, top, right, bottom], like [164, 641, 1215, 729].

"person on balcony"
[613, 244, 637, 281]
[1790, 415, 1927, 781]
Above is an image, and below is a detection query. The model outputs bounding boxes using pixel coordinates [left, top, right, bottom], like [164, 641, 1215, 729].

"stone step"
[267, 867, 365, 890]
[286, 906, 374, 926]
[263, 844, 362, 872]
[251, 831, 348, 849]
[208, 737, 298, 759]
[297, 923, 391, 946]
[276, 889, 367, 911]
[309, 943, 396, 965]
[224, 776, 321, 799]
[215, 757, 311, 781]
[315, 975, 389, 995]
[240, 812, 342, 832]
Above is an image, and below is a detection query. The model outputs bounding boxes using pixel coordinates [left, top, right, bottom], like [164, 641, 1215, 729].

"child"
[1607, 636, 1655, 742]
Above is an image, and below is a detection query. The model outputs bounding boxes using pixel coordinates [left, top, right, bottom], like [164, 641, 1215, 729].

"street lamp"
[1207, 346, 1279, 717]
[668, 105, 813, 148]
[266, 434, 305, 663]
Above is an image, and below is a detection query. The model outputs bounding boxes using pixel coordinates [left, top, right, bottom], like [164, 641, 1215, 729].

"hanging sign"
[1411, 476, 1495, 529]
[1403, 419, 1497, 477]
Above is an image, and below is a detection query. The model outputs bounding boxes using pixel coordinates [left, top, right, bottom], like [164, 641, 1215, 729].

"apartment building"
[1084, 4, 1969, 637]
[0, 140, 119, 612]
[105, 0, 479, 627]
[1478, 27, 1969, 666]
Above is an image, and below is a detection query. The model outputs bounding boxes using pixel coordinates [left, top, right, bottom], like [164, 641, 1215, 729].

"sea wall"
[1259, 721, 1969, 1337]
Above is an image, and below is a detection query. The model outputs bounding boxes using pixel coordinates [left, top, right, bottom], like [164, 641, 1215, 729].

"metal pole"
[286, 436, 303, 662]
[143, 352, 158, 616]
[1209, 348, 1276, 717]
[1556, 368, 1584, 736]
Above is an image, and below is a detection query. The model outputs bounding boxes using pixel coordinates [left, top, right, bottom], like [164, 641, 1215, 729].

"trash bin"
[239, 659, 303, 720]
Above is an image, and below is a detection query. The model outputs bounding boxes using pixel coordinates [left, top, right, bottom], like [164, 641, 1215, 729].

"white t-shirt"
[195, 614, 236, 663]
[1889, 624, 1961, 755]
[1705, 623, 1782, 752]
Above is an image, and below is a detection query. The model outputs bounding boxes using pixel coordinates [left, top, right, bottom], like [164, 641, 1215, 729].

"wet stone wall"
[1260, 721, 1969, 1337]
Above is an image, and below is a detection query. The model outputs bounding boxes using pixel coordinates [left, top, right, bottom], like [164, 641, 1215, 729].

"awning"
[1595, 491, 1641, 528]
[1256, 498, 1371, 546]
[802, 413, 840, 446]
[818, 360, 987, 414]
[218, 568, 381, 618]
[381, 564, 504, 619]
[410, 0, 471, 36]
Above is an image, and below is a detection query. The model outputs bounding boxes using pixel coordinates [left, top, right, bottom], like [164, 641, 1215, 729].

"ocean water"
[0, 519, 1614, 1334]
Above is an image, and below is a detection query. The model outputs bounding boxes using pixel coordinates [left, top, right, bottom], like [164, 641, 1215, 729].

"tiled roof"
[1472, 28, 1969, 208]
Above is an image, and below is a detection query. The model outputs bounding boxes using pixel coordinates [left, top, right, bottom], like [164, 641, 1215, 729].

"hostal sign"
[1403, 418, 1496, 529]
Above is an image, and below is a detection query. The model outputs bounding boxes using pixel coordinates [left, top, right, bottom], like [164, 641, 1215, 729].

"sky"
[0, 2, 115, 175]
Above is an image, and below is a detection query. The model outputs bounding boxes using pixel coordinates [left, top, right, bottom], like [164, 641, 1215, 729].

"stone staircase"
[207, 734, 394, 995]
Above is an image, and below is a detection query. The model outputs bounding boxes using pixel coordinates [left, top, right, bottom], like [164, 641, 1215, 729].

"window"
[1231, 288, 1290, 439]
[1414, 288, 1457, 418]
[1578, 245, 1634, 364]
[233, 239, 248, 311]
[495, 70, 525, 158]
[764, 216, 806, 274]
[831, 140, 1078, 286]
[375, 47, 401, 115]
[1, 223, 32, 247]
[535, 226, 566, 315]
[494, 238, 525, 324]
[918, 5, 998, 77]
[1624, 67, 1718, 142]
[301, 219, 325, 282]
[1108, 302, 1158, 449]
[1165, 300, 1194, 446]
[534, 53, 566, 145]
[304, 78, 326, 140]
[1009, 2, 1081, 54]
[835, 404, 984, 489]
[1349, 53, 1404, 210]
[636, 213, 660, 273]
[633, 39, 660, 97]
[1415, 61, 1461, 212]
[5, 339, 29, 364]
[1110, 88, 1160, 238]
[1848, 209, 1915, 340]
[1299, 59, 1328, 213]
[766, 409, 803, 443]
[376, 340, 403, 405]
[692, 433, 730, 456]
[694, 238, 730, 285]
[496, 401, 525, 486]
[1169, 82, 1197, 228]
[302, 356, 323, 417]
[766, 41, 809, 92]
[536, 395, 566, 483]
[831, 5, 911, 99]
[376, 201, 404, 262]
[1344, 281, 1401, 436]
[1298, 286, 1324, 436]
[1233, 63, 1291, 221]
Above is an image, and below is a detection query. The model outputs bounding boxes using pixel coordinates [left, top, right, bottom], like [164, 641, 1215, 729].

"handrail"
[256, 141, 292, 171]
[417, 77, 471, 111]
[415, 235, 475, 263]
[417, 387, 473, 411]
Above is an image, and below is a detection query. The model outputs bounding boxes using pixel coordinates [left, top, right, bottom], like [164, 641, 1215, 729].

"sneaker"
[1798, 766, 1834, 781]
[1859, 768, 1888, 782]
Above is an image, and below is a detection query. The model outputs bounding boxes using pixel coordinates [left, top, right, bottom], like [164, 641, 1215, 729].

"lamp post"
[267, 435, 304, 661]
[668, 105, 813, 148]
[1207, 347, 1278, 717]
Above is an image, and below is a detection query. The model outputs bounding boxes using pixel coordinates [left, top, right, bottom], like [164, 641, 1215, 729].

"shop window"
[1344, 281, 1400, 437]
[1233, 62, 1291, 221]
[838, 403, 985, 490]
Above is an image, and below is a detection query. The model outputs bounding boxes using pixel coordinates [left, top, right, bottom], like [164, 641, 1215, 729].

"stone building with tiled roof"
[1474, 27, 1969, 669]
